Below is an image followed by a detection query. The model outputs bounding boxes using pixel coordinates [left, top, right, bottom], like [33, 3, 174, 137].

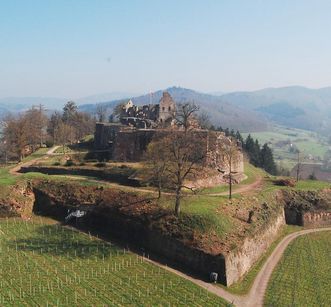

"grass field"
[0, 218, 229, 306]
[264, 231, 331, 307]
[243, 125, 330, 170]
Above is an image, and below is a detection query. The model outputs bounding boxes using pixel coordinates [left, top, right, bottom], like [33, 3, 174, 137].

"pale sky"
[1, 0, 331, 99]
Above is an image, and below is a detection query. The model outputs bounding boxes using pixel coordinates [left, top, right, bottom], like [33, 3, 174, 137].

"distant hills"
[219, 86, 331, 134]
[2, 86, 331, 134]
[0, 92, 138, 114]
[79, 87, 268, 132]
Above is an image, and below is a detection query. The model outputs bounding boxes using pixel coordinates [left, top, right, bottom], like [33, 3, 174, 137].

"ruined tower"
[158, 92, 176, 124]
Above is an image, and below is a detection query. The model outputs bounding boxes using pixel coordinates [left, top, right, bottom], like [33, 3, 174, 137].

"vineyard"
[264, 231, 331, 306]
[0, 218, 229, 306]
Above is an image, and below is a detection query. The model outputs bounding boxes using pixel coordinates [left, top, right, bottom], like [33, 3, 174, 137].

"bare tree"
[145, 140, 168, 199]
[296, 150, 302, 182]
[146, 103, 204, 215]
[218, 137, 241, 199]
[47, 111, 63, 144]
[25, 105, 48, 149]
[57, 122, 72, 154]
[197, 111, 211, 129]
[1, 114, 29, 162]
[96, 104, 107, 122]
[111, 102, 126, 122]
[175, 102, 200, 131]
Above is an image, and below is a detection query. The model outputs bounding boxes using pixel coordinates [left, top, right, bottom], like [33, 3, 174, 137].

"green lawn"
[0, 218, 230, 306]
[0, 167, 16, 186]
[264, 231, 331, 307]
[201, 162, 266, 195]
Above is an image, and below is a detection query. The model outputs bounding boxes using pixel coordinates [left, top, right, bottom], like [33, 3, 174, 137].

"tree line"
[213, 126, 277, 175]
[0, 101, 95, 162]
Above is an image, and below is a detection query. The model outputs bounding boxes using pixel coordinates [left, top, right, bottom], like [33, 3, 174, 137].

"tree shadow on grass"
[7, 224, 121, 259]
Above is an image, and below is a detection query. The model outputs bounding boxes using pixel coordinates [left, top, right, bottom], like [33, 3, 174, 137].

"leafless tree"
[197, 111, 211, 129]
[146, 103, 204, 215]
[1, 114, 29, 162]
[296, 150, 302, 182]
[145, 140, 168, 199]
[57, 122, 72, 154]
[175, 102, 200, 132]
[218, 137, 241, 199]
[25, 105, 48, 149]
[96, 104, 107, 122]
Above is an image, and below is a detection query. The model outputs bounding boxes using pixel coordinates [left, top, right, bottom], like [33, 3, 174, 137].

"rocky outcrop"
[0, 181, 35, 218]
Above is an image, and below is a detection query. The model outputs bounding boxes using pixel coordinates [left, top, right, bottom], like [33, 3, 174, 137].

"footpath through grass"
[0, 218, 230, 306]
[264, 231, 331, 307]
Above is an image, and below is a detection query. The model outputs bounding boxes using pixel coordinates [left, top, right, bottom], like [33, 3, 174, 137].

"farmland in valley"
[264, 231, 331, 306]
[0, 218, 229, 306]
[242, 125, 330, 171]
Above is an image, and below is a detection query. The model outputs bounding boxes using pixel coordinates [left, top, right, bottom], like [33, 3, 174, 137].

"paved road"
[145, 227, 331, 307]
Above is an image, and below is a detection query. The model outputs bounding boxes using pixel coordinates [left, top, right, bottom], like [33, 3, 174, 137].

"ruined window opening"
[168, 106, 171, 111]
[162, 107, 165, 111]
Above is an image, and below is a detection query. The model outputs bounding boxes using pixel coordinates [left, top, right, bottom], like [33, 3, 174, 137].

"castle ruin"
[94, 92, 244, 175]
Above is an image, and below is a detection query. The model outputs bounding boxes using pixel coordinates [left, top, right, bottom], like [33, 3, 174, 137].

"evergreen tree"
[244, 134, 254, 152]
[235, 130, 244, 144]
[224, 128, 230, 136]
[250, 139, 261, 166]
[260, 143, 277, 175]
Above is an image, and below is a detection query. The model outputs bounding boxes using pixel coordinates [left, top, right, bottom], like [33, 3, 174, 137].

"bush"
[53, 162, 61, 166]
[64, 160, 75, 167]
[274, 178, 296, 187]
[45, 139, 54, 148]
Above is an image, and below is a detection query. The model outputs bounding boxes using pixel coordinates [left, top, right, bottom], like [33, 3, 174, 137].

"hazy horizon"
[1, 0, 331, 99]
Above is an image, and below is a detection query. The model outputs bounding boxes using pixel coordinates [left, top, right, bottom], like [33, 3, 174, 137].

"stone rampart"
[225, 211, 285, 286]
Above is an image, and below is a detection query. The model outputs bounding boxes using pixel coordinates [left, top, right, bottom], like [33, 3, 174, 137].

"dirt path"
[9, 146, 60, 175]
[208, 175, 264, 196]
[144, 227, 331, 307]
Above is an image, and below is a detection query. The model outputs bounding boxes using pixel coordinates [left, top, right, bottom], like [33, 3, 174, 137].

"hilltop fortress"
[94, 92, 244, 176]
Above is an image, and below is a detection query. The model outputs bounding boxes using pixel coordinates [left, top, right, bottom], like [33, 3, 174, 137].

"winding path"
[7, 148, 331, 305]
[9, 146, 60, 176]
[145, 227, 331, 307]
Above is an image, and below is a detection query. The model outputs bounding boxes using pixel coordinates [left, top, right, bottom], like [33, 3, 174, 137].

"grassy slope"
[0, 218, 229, 306]
[264, 231, 331, 307]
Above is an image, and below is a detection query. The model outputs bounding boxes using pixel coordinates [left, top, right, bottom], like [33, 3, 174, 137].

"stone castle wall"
[303, 211, 331, 227]
[225, 210, 285, 286]
[94, 124, 244, 174]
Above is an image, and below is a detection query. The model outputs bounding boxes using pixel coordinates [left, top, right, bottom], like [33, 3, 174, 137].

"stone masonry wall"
[303, 211, 331, 227]
[225, 210, 285, 286]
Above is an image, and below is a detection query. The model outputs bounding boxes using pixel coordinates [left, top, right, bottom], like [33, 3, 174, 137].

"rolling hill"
[218, 86, 331, 134]
[79, 87, 268, 132]
[2, 86, 331, 134]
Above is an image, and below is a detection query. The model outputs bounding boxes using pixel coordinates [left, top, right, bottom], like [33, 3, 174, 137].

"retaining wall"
[225, 211, 285, 285]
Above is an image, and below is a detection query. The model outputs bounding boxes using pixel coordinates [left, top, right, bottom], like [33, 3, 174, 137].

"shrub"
[53, 162, 61, 166]
[65, 160, 75, 167]
[45, 139, 54, 148]
[274, 178, 296, 187]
